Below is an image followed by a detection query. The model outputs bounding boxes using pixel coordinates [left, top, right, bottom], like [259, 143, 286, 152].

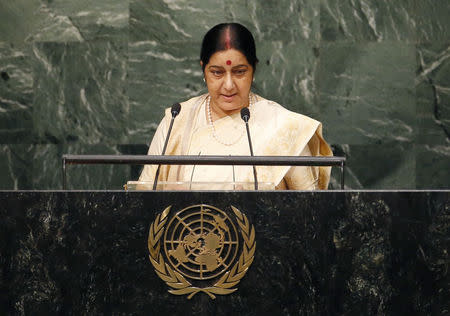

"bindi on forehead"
[226, 60, 232, 65]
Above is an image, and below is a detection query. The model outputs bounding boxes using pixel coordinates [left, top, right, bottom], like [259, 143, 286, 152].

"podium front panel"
[0, 191, 448, 315]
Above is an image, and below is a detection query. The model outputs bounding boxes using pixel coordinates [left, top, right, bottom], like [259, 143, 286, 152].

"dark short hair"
[200, 23, 259, 72]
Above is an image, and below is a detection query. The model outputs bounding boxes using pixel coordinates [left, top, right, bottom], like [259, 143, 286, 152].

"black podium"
[0, 191, 448, 315]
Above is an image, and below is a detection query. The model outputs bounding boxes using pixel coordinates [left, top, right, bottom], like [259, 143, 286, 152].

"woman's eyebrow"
[208, 64, 248, 69]
[232, 64, 248, 69]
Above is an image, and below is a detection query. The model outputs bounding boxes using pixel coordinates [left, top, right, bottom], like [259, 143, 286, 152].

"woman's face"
[202, 49, 254, 119]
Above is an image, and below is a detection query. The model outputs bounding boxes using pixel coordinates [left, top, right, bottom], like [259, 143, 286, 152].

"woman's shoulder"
[252, 94, 320, 127]
[163, 94, 208, 117]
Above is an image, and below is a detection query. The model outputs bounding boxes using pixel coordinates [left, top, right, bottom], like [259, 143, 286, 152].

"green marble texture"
[320, 0, 417, 42]
[318, 41, 416, 145]
[0, 0, 449, 189]
[31, 41, 128, 144]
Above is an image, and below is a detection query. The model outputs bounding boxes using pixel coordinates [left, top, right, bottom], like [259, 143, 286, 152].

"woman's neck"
[207, 97, 250, 122]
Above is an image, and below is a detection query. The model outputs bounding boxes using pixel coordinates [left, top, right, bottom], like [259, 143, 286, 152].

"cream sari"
[139, 93, 333, 190]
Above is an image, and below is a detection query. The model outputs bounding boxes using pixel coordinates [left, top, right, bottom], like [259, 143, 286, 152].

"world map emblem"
[148, 204, 256, 299]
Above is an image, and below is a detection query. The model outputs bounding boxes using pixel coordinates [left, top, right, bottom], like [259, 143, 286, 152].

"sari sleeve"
[138, 113, 170, 182]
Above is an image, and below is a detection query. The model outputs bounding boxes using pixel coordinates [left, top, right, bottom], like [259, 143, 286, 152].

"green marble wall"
[0, 0, 448, 189]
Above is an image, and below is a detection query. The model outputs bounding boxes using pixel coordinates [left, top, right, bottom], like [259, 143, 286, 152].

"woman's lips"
[221, 94, 237, 102]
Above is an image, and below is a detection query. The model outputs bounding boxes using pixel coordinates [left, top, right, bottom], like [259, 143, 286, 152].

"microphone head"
[240, 107, 250, 122]
[171, 103, 181, 117]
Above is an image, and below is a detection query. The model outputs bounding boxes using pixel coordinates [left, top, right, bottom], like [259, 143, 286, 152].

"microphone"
[171, 102, 181, 118]
[240, 107, 258, 190]
[153, 103, 181, 190]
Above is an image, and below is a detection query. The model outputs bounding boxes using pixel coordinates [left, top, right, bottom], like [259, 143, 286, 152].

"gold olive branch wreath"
[148, 205, 256, 299]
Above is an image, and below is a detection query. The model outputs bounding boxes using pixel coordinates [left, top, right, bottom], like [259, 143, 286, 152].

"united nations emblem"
[148, 204, 256, 299]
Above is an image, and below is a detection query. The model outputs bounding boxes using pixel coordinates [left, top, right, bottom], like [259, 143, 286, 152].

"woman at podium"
[139, 23, 333, 190]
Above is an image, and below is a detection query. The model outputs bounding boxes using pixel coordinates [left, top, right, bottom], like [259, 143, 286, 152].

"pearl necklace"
[206, 94, 253, 146]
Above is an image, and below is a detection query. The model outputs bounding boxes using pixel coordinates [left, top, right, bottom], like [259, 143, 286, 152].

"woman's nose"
[223, 73, 234, 90]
